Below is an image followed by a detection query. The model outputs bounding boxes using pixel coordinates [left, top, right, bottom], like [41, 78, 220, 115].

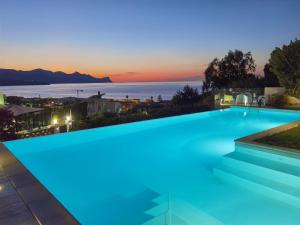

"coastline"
[0, 81, 202, 100]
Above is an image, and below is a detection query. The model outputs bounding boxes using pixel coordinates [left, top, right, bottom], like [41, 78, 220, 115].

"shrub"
[267, 95, 287, 107]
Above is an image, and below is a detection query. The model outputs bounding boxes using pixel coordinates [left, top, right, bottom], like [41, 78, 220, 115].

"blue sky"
[0, 0, 299, 82]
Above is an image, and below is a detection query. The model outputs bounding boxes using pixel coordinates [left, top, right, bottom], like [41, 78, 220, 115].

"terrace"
[0, 106, 300, 225]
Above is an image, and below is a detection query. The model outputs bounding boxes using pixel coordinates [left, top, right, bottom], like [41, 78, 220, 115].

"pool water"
[5, 107, 300, 225]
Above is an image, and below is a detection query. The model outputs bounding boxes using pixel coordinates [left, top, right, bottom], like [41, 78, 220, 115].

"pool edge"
[0, 143, 80, 225]
[235, 119, 300, 157]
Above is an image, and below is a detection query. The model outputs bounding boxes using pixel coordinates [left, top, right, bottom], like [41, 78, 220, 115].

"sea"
[0, 81, 202, 100]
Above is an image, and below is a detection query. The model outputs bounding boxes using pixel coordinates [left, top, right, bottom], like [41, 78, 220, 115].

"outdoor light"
[66, 115, 71, 122]
[52, 118, 58, 125]
[65, 112, 72, 132]
[0, 185, 3, 191]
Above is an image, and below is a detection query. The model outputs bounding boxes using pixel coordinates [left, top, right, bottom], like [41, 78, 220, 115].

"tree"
[202, 50, 257, 92]
[157, 95, 163, 102]
[0, 109, 17, 141]
[269, 39, 300, 96]
[263, 63, 280, 87]
[172, 85, 201, 105]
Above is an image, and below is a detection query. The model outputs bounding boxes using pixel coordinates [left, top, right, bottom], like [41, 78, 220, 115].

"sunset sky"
[0, 0, 300, 82]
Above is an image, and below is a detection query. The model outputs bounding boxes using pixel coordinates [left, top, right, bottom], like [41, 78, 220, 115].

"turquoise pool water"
[5, 107, 300, 225]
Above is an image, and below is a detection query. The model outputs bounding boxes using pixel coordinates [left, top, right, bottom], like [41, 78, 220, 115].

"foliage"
[172, 85, 201, 105]
[72, 96, 212, 132]
[72, 85, 213, 131]
[72, 113, 150, 130]
[266, 95, 287, 107]
[70, 102, 87, 120]
[157, 95, 163, 102]
[72, 104, 211, 131]
[263, 63, 280, 87]
[203, 50, 258, 92]
[269, 39, 300, 96]
[0, 109, 17, 141]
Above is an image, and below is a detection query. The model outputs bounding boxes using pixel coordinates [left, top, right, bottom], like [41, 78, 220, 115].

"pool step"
[214, 148, 300, 208]
[143, 197, 225, 225]
[142, 213, 189, 225]
[145, 201, 168, 217]
[235, 143, 300, 168]
[222, 152, 300, 189]
[152, 194, 169, 205]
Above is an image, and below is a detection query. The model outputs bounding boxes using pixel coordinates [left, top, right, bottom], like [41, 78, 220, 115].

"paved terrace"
[0, 143, 79, 225]
[0, 165, 37, 225]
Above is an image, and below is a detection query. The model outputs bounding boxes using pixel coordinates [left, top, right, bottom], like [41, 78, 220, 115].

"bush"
[269, 39, 300, 96]
[267, 95, 287, 107]
[172, 85, 201, 105]
[0, 109, 18, 141]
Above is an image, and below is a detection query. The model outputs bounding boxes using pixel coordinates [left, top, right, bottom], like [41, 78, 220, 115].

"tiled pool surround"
[0, 143, 79, 225]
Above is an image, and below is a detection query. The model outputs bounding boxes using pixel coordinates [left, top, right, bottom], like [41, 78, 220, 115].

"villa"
[0, 1, 299, 224]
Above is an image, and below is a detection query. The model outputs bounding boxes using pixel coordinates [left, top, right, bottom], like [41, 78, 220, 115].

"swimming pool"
[4, 107, 300, 225]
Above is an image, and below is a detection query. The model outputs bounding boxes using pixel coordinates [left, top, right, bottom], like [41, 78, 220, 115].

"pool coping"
[230, 105, 300, 114]
[0, 143, 80, 225]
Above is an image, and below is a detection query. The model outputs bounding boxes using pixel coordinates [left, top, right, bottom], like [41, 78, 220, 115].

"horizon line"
[0, 67, 204, 83]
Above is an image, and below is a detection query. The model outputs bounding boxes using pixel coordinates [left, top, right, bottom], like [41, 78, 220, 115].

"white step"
[142, 213, 165, 225]
[221, 152, 300, 188]
[152, 194, 169, 205]
[145, 202, 168, 217]
[235, 143, 300, 168]
[170, 200, 225, 225]
[142, 213, 189, 225]
[214, 166, 300, 208]
[218, 164, 300, 198]
[145, 198, 225, 225]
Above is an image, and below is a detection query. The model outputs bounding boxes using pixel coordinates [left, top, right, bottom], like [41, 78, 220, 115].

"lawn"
[257, 125, 300, 150]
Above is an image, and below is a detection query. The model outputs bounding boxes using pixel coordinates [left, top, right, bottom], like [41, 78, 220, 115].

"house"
[87, 98, 122, 116]
[2, 104, 46, 131]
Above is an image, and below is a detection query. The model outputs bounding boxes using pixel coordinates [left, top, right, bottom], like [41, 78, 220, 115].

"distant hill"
[0, 68, 112, 86]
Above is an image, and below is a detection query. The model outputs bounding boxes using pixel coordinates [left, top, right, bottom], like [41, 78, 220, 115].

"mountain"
[0, 68, 112, 86]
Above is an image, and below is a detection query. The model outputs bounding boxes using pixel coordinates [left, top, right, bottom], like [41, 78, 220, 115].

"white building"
[87, 98, 122, 116]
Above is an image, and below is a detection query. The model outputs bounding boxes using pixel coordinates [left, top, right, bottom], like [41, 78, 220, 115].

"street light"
[52, 117, 59, 133]
[52, 118, 58, 125]
[65, 116, 71, 122]
[65, 110, 72, 132]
